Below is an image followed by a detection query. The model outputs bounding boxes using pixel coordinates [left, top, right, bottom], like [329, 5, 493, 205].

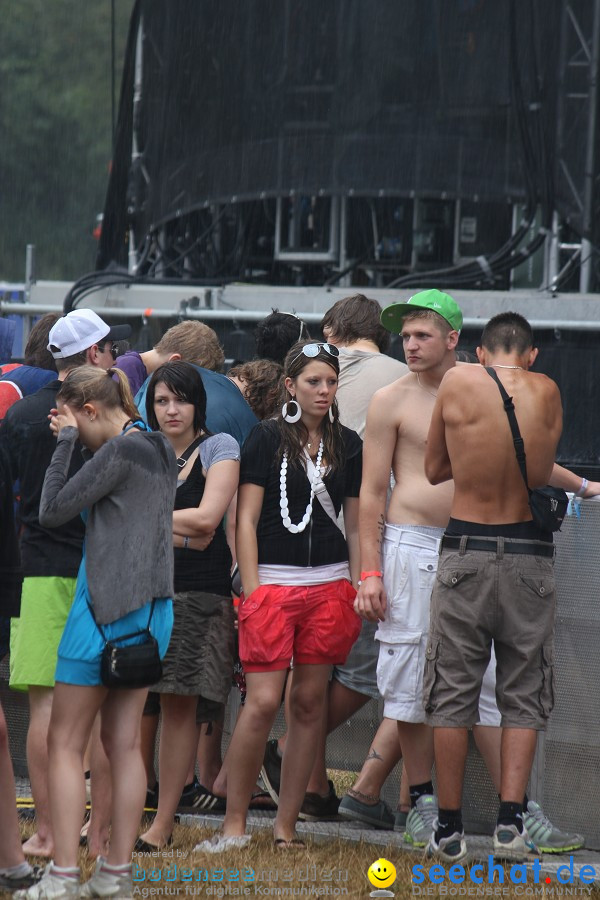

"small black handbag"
[88, 599, 163, 689]
[486, 367, 568, 533]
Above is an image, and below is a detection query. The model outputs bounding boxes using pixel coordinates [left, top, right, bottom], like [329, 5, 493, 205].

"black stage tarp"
[98, 0, 563, 270]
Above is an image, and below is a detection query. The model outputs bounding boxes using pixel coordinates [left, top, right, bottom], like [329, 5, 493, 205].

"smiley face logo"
[367, 858, 397, 889]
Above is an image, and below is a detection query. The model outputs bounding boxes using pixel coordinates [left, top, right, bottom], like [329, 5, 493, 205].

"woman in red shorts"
[197, 341, 362, 852]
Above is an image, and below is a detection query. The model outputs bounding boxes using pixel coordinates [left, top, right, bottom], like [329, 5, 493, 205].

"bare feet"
[22, 832, 53, 858]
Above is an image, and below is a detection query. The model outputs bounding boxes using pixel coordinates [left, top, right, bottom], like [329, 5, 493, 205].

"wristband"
[358, 570, 382, 586]
[576, 477, 589, 498]
[183, 536, 190, 549]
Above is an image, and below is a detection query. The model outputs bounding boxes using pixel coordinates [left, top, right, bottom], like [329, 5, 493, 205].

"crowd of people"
[0, 291, 595, 897]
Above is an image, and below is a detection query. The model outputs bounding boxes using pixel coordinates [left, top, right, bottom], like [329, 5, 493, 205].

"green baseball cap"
[380, 289, 463, 333]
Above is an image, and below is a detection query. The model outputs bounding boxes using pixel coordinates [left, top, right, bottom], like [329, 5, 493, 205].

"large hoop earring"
[282, 399, 302, 423]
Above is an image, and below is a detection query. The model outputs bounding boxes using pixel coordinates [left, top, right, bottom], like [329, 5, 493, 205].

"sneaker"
[177, 779, 226, 813]
[13, 863, 79, 900]
[0, 866, 42, 892]
[338, 794, 395, 830]
[193, 834, 251, 854]
[79, 859, 132, 898]
[428, 829, 468, 863]
[394, 810, 408, 833]
[404, 794, 439, 847]
[298, 779, 340, 821]
[144, 783, 159, 811]
[523, 801, 584, 854]
[493, 823, 538, 860]
[260, 739, 282, 806]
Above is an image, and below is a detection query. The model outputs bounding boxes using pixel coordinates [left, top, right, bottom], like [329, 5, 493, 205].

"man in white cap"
[0, 310, 131, 858]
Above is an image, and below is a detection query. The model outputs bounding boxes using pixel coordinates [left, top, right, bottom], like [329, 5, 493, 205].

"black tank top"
[173, 448, 232, 595]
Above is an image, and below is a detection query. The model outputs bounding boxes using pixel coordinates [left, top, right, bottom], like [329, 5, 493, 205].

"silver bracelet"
[183, 536, 190, 549]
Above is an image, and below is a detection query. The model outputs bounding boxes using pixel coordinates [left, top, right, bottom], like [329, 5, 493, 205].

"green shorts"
[10, 576, 77, 691]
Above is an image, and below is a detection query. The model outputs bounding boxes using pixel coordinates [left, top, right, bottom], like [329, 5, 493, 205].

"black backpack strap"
[485, 367, 530, 493]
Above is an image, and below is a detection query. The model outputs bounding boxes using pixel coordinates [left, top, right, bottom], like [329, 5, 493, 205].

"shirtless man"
[355, 289, 470, 846]
[356, 294, 585, 854]
[423, 311, 562, 862]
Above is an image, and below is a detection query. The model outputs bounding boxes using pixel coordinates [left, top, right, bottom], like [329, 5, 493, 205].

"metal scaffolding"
[551, 0, 600, 292]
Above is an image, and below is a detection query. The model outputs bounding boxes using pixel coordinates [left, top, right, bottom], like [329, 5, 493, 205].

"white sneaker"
[404, 795, 438, 847]
[493, 823, 538, 860]
[427, 829, 468, 863]
[13, 863, 80, 900]
[79, 859, 132, 898]
[193, 834, 251, 854]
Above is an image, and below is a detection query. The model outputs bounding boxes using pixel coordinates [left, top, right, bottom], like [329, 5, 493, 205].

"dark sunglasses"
[98, 341, 119, 360]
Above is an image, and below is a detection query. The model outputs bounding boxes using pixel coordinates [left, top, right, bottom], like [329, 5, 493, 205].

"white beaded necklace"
[280, 439, 324, 534]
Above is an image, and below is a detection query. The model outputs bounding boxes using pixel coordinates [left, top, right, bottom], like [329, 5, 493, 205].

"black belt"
[441, 534, 554, 558]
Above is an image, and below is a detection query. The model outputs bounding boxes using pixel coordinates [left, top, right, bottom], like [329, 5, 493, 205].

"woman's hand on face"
[48, 404, 78, 437]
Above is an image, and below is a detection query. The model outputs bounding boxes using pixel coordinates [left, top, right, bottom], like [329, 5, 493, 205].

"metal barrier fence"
[2, 500, 599, 846]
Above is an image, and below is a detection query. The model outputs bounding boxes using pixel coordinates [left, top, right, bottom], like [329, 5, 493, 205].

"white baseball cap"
[47, 309, 132, 359]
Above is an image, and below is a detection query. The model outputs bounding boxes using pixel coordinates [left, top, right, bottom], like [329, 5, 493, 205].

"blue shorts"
[55, 565, 173, 687]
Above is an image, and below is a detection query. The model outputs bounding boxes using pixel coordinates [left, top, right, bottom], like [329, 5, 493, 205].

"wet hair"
[454, 349, 478, 363]
[321, 294, 390, 352]
[402, 309, 452, 335]
[481, 312, 534, 355]
[154, 321, 224, 372]
[277, 341, 342, 472]
[57, 365, 138, 421]
[146, 361, 209, 435]
[24, 314, 59, 370]
[255, 310, 310, 365]
[228, 359, 283, 420]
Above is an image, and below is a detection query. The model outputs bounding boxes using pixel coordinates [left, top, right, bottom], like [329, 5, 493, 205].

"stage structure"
[95, 0, 600, 295]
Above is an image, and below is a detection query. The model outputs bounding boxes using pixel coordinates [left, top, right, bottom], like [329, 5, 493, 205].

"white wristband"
[576, 477, 589, 498]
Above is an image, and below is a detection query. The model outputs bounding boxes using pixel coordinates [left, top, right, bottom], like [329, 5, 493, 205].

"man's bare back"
[425, 353, 562, 524]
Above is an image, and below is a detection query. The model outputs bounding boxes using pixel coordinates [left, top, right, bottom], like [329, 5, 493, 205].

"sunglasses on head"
[280, 311, 307, 342]
[295, 342, 339, 361]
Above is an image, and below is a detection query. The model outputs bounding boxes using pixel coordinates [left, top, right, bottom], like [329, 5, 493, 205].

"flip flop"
[274, 837, 306, 850]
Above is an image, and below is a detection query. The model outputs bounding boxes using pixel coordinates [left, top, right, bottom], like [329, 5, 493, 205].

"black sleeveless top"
[173, 449, 232, 596]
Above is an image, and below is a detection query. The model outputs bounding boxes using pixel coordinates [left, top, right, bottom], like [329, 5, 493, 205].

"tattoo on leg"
[366, 748, 383, 762]
[348, 787, 380, 804]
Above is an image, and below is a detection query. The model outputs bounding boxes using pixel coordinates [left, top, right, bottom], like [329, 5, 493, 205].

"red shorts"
[238, 579, 361, 673]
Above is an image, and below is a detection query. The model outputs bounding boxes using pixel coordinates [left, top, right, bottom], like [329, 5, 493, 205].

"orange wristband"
[359, 570, 382, 581]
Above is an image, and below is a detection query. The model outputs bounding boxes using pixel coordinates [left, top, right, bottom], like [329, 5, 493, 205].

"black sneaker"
[260, 739, 282, 806]
[177, 780, 226, 813]
[298, 779, 341, 821]
[145, 782, 159, 810]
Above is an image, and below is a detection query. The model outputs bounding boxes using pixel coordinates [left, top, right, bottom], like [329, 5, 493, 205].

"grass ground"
[10, 771, 600, 899]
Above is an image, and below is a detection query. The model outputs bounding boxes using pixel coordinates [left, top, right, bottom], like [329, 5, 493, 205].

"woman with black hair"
[197, 342, 361, 852]
[137, 361, 239, 850]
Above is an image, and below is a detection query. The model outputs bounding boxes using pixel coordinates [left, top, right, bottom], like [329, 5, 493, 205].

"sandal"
[133, 834, 173, 853]
[249, 789, 277, 811]
[274, 837, 306, 850]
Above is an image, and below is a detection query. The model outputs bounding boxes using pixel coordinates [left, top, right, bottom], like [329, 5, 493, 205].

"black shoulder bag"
[486, 367, 568, 533]
[87, 599, 163, 689]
